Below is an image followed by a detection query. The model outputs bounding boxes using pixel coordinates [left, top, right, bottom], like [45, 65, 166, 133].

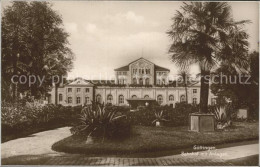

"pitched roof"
[67, 78, 93, 86]
[155, 65, 170, 71]
[114, 57, 170, 72]
[114, 65, 129, 71]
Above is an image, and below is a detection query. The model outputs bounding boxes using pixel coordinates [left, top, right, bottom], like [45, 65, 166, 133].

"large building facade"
[49, 58, 216, 107]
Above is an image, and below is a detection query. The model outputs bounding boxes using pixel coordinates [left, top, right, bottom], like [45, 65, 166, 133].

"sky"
[2, 1, 259, 80]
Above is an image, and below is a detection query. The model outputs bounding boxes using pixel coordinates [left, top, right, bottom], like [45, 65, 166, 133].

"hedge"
[1, 102, 82, 142]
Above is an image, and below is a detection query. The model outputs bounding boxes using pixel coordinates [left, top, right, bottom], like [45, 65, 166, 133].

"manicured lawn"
[52, 122, 258, 157]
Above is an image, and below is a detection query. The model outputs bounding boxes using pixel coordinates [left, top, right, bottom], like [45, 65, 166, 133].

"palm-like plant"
[71, 104, 126, 142]
[168, 2, 250, 113]
[152, 110, 168, 126]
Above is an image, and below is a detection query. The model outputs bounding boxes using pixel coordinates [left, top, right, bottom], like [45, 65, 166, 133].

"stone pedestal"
[189, 113, 215, 132]
[237, 108, 248, 119]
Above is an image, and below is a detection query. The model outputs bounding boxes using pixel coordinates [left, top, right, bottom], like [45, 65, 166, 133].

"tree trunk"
[55, 83, 58, 105]
[185, 83, 188, 103]
[12, 83, 18, 103]
[200, 69, 210, 113]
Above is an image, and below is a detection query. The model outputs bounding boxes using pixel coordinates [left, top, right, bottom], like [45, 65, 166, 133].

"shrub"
[128, 103, 199, 127]
[152, 110, 168, 125]
[1, 102, 82, 142]
[70, 104, 131, 141]
[208, 103, 235, 129]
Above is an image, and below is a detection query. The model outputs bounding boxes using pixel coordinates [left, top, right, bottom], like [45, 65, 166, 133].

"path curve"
[1, 127, 71, 159]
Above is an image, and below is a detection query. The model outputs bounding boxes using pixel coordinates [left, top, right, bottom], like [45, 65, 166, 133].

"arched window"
[169, 95, 174, 101]
[132, 95, 137, 98]
[139, 78, 143, 85]
[107, 94, 113, 104]
[96, 94, 102, 103]
[119, 95, 124, 104]
[180, 95, 186, 102]
[144, 95, 149, 98]
[145, 78, 150, 85]
[157, 95, 163, 105]
[133, 78, 137, 84]
[59, 94, 63, 101]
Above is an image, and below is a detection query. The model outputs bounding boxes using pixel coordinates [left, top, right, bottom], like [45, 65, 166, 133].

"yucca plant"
[71, 104, 127, 142]
[152, 110, 168, 127]
[209, 104, 231, 129]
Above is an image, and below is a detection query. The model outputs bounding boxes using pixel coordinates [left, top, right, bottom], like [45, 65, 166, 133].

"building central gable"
[67, 78, 93, 86]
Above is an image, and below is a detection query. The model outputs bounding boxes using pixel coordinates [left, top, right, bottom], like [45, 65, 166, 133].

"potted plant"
[152, 110, 168, 127]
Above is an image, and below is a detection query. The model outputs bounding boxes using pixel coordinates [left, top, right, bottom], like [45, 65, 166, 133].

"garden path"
[1, 127, 71, 159]
[1, 127, 259, 165]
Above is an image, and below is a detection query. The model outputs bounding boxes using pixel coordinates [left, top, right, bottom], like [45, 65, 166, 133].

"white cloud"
[125, 11, 144, 24]
[84, 23, 97, 33]
[105, 11, 145, 25]
[64, 22, 78, 33]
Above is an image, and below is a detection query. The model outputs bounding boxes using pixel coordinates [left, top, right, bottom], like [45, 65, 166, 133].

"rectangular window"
[85, 88, 89, 93]
[118, 72, 121, 75]
[211, 98, 217, 105]
[119, 79, 125, 85]
[193, 98, 197, 104]
[85, 97, 90, 104]
[193, 89, 197, 93]
[68, 97, 72, 104]
[157, 79, 161, 85]
[68, 88, 72, 92]
[123, 72, 127, 75]
[77, 88, 81, 92]
[59, 94, 63, 101]
[76, 97, 81, 104]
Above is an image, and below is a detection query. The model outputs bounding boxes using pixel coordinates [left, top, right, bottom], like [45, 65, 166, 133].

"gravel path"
[1, 127, 71, 159]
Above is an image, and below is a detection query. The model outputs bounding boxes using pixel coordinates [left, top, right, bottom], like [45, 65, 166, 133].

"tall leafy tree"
[211, 51, 259, 118]
[2, 2, 31, 102]
[2, 1, 74, 102]
[168, 2, 249, 112]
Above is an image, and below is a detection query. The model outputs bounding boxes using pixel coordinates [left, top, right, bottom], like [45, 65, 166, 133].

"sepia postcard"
[1, 0, 259, 166]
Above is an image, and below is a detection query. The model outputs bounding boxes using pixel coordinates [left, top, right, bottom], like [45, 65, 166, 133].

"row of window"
[66, 87, 197, 94]
[156, 79, 166, 85]
[65, 96, 91, 104]
[157, 72, 166, 76]
[117, 71, 127, 75]
[132, 68, 151, 75]
[59, 93, 215, 105]
[118, 79, 126, 85]
[95, 94, 183, 105]
[67, 88, 90, 93]
[132, 78, 150, 85]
